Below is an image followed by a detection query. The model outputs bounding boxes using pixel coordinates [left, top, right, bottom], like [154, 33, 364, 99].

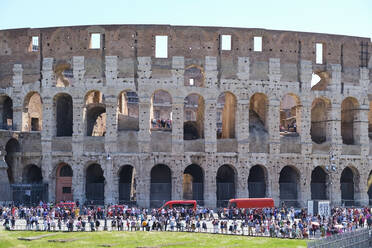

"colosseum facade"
[0, 25, 371, 208]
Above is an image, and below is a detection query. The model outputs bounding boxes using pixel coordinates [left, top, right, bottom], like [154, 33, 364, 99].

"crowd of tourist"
[1, 202, 372, 239]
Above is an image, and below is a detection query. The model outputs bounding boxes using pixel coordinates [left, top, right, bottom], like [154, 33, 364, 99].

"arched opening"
[0, 95, 13, 129]
[279, 166, 300, 207]
[184, 93, 204, 140]
[279, 94, 301, 135]
[183, 164, 204, 204]
[22, 92, 42, 131]
[340, 167, 355, 206]
[118, 165, 136, 204]
[5, 138, 20, 183]
[54, 62, 72, 87]
[249, 93, 269, 152]
[150, 90, 172, 130]
[85, 91, 106, 136]
[216, 92, 236, 139]
[23, 164, 43, 183]
[311, 166, 328, 200]
[150, 164, 171, 207]
[184, 65, 204, 87]
[216, 164, 235, 207]
[18, 164, 46, 205]
[56, 163, 73, 202]
[54, 93, 73, 136]
[248, 165, 267, 198]
[341, 97, 360, 145]
[85, 163, 105, 205]
[311, 98, 331, 144]
[117, 91, 139, 131]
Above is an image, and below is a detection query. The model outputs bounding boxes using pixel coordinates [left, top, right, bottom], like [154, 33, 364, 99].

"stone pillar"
[138, 97, 151, 153]
[104, 158, 114, 204]
[105, 56, 118, 85]
[12, 64, 23, 131]
[237, 99, 249, 154]
[299, 160, 312, 207]
[268, 161, 280, 206]
[172, 162, 183, 200]
[358, 159, 369, 206]
[329, 101, 342, 156]
[104, 89, 118, 154]
[72, 95, 84, 158]
[359, 68, 370, 156]
[40, 96, 54, 202]
[205, 56, 218, 88]
[73, 56, 85, 86]
[300, 100, 312, 154]
[172, 97, 184, 154]
[72, 163, 84, 204]
[236, 166, 248, 198]
[237, 57, 250, 80]
[136, 158, 151, 208]
[204, 99, 217, 153]
[42, 58, 55, 88]
[329, 172, 341, 207]
[268, 98, 280, 154]
[172, 56, 184, 87]
[268, 58, 281, 82]
[204, 155, 216, 208]
[0, 152, 11, 202]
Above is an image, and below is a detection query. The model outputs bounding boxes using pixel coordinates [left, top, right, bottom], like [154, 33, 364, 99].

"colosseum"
[0, 24, 371, 208]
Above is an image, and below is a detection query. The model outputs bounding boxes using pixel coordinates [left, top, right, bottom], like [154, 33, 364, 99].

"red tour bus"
[227, 198, 274, 209]
[160, 200, 197, 210]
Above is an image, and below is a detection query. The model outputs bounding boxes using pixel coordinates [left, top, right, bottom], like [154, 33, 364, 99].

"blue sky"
[0, 0, 371, 38]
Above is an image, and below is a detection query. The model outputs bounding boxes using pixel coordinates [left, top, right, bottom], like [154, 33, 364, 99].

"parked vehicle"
[160, 200, 197, 210]
[227, 198, 274, 209]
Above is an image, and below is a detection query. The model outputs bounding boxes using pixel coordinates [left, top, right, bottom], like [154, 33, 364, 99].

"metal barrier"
[307, 228, 371, 248]
[0, 183, 48, 205]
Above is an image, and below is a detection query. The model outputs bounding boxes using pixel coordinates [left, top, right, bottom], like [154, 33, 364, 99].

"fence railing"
[307, 228, 371, 248]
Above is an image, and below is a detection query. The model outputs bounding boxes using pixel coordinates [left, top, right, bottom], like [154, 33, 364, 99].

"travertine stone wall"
[0, 25, 371, 207]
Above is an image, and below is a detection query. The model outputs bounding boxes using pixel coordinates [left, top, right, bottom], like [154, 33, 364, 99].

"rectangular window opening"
[90, 33, 101, 49]
[221, 35, 231, 51]
[155, 35, 168, 58]
[31, 36, 39, 52]
[316, 43, 323, 64]
[189, 78, 194, 86]
[254, 36, 262, 52]
[62, 187, 72, 194]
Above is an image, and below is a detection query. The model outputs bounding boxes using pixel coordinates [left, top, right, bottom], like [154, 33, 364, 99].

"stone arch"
[184, 64, 205, 87]
[85, 163, 105, 205]
[311, 97, 332, 144]
[216, 164, 236, 207]
[85, 90, 106, 136]
[54, 93, 73, 136]
[22, 164, 43, 183]
[118, 164, 136, 204]
[216, 92, 236, 139]
[0, 94, 13, 129]
[5, 138, 20, 183]
[248, 165, 268, 198]
[55, 163, 73, 202]
[150, 90, 172, 130]
[311, 166, 329, 200]
[184, 93, 204, 140]
[150, 164, 172, 207]
[279, 165, 300, 207]
[340, 166, 360, 206]
[341, 97, 360, 145]
[249, 93, 269, 152]
[22, 92, 42, 131]
[183, 164, 204, 202]
[117, 90, 139, 131]
[279, 93, 301, 135]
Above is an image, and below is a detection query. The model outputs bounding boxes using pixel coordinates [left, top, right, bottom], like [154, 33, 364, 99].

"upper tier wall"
[0, 25, 371, 87]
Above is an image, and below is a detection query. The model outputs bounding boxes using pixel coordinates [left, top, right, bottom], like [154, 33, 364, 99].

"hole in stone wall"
[316, 43, 323, 64]
[90, 33, 101, 49]
[118, 91, 139, 131]
[254, 36, 262, 52]
[184, 93, 204, 140]
[151, 90, 172, 130]
[216, 92, 236, 139]
[221, 35, 231, 51]
[155, 35, 168, 58]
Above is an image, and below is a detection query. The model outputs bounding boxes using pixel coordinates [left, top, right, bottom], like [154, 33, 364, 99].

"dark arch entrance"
[341, 167, 354, 206]
[119, 165, 136, 204]
[17, 164, 46, 205]
[56, 163, 73, 202]
[279, 166, 299, 207]
[183, 164, 204, 204]
[86, 164, 105, 205]
[0, 95, 13, 129]
[5, 138, 20, 183]
[311, 166, 328, 200]
[23, 164, 43, 183]
[216, 164, 235, 207]
[248, 165, 266, 198]
[150, 164, 171, 207]
[55, 94, 73, 136]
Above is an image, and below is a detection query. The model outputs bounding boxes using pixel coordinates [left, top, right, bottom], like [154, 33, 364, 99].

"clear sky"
[0, 0, 371, 38]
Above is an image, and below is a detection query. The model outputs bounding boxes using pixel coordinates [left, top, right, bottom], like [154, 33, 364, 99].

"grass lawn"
[0, 230, 307, 248]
